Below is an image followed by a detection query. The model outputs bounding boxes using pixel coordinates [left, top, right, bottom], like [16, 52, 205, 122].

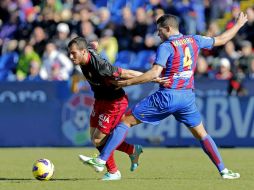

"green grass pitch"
[0, 148, 253, 190]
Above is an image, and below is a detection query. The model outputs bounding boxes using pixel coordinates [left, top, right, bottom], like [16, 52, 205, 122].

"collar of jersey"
[84, 52, 91, 65]
[167, 33, 183, 41]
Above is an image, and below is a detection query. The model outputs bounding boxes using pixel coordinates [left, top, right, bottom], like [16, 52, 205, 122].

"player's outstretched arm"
[120, 68, 143, 79]
[213, 12, 248, 46]
[113, 65, 163, 87]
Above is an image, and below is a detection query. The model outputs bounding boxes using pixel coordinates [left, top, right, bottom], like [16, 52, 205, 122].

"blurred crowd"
[0, 0, 254, 95]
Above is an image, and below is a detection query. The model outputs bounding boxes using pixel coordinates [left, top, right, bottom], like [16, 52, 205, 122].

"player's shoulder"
[191, 34, 213, 41]
[158, 40, 172, 50]
[88, 48, 109, 64]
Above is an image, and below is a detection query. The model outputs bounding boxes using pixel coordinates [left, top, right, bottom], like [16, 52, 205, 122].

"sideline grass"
[0, 148, 253, 190]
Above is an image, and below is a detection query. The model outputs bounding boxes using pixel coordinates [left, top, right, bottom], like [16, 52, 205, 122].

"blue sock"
[99, 122, 129, 161]
[200, 135, 225, 172]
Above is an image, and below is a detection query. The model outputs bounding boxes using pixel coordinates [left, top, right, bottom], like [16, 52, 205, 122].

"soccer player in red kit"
[68, 37, 143, 180]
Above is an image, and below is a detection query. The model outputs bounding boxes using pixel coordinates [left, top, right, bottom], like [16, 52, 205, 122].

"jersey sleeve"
[154, 43, 172, 67]
[89, 48, 122, 78]
[98, 60, 122, 78]
[193, 35, 214, 49]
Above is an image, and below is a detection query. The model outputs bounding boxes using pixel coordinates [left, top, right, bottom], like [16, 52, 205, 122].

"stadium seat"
[108, 0, 127, 24]
[109, 0, 127, 14]
[129, 0, 148, 14]
[113, 50, 136, 69]
[93, 0, 108, 8]
[130, 50, 155, 71]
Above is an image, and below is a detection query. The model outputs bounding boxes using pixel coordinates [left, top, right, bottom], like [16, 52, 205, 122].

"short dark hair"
[68, 37, 88, 50]
[156, 14, 179, 30]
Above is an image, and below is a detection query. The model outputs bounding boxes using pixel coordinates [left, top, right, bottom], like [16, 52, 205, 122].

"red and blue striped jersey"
[155, 34, 214, 89]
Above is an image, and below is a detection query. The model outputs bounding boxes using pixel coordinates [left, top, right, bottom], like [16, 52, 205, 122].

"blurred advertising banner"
[0, 80, 253, 147]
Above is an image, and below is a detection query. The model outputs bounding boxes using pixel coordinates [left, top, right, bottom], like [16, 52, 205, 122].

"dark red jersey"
[80, 48, 125, 100]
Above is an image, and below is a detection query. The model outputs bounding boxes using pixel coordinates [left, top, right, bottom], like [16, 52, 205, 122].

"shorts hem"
[132, 111, 159, 126]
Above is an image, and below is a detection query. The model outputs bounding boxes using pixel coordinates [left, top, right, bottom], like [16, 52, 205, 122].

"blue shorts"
[132, 89, 201, 128]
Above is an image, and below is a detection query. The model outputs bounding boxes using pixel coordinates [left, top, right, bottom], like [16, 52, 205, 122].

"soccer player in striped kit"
[82, 12, 248, 179]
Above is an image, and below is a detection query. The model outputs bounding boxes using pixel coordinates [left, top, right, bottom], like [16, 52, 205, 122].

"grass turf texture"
[0, 148, 253, 190]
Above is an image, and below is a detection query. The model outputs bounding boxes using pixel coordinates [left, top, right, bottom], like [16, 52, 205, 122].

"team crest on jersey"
[61, 93, 94, 145]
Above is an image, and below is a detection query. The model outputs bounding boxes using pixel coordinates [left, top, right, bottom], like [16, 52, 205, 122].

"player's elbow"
[151, 65, 163, 78]
[214, 36, 227, 46]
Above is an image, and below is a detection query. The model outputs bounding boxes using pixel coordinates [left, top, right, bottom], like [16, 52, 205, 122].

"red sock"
[97, 145, 118, 173]
[116, 141, 134, 155]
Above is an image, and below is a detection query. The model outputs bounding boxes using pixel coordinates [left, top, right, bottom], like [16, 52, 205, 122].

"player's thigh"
[132, 94, 170, 126]
[173, 98, 202, 128]
[91, 96, 128, 134]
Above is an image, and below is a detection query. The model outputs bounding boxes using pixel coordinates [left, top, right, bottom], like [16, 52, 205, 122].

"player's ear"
[166, 26, 171, 32]
[82, 49, 87, 55]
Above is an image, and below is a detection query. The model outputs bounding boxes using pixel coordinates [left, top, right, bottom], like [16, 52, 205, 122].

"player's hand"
[236, 12, 248, 27]
[152, 77, 171, 85]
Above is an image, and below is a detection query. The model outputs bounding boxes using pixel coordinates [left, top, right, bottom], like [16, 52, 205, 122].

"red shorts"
[90, 95, 128, 134]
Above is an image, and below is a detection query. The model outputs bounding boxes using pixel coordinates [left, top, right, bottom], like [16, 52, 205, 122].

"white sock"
[96, 158, 106, 164]
[220, 168, 229, 173]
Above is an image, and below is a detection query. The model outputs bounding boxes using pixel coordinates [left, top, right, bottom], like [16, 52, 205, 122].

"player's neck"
[170, 31, 180, 36]
[81, 52, 91, 65]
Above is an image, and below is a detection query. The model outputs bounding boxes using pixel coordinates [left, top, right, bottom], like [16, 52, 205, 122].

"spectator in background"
[53, 23, 71, 54]
[80, 21, 98, 42]
[98, 29, 118, 63]
[16, 43, 41, 81]
[192, 0, 206, 34]
[0, 8, 19, 42]
[72, 0, 95, 14]
[144, 34, 158, 51]
[132, 7, 148, 51]
[79, 8, 93, 23]
[96, 7, 112, 33]
[219, 40, 240, 73]
[40, 42, 73, 81]
[215, 58, 233, 80]
[228, 70, 248, 96]
[237, 40, 254, 77]
[0, 40, 19, 81]
[195, 56, 210, 79]
[175, 0, 197, 34]
[41, 0, 63, 13]
[114, 7, 135, 50]
[249, 58, 254, 79]
[203, 21, 221, 57]
[225, 2, 241, 30]
[206, 20, 221, 37]
[29, 26, 48, 57]
[24, 59, 42, 81]
[239, 6, 254, 47]
[39, 6, 57, 37]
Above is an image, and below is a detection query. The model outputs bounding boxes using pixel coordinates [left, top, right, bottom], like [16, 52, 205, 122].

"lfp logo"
[62, 93, 94, 146]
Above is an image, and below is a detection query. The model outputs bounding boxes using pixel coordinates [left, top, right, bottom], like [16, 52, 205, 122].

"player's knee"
[189, 122, 207, 140]
[121, 114, 139, 127]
